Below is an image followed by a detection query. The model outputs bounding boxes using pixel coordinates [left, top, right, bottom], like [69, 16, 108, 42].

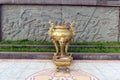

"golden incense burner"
[48, 21, 76, 72]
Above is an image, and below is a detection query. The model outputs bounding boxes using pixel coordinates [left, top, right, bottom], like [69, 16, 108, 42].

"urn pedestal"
[53, 54, 73, 72]
[48, 21, 76, 72]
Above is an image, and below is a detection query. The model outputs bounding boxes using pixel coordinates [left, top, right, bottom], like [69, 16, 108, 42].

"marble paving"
[0, 59, 120, 80]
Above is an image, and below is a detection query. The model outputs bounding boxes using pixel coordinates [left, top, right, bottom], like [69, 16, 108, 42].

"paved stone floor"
[0, 59, 120, 80]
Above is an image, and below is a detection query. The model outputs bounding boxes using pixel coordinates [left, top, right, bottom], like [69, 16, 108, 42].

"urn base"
[53, 53, 73, 72]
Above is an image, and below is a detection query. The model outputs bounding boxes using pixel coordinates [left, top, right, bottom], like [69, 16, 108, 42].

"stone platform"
[0, 59, 120, 80]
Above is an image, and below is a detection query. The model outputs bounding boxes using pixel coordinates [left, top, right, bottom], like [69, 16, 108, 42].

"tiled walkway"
[0, 59, 120, 80]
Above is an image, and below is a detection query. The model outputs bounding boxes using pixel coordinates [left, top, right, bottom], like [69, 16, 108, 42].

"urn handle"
[48, 21, 55, 36]
[49, 21, 55, 28]
[70, 21, 76, 36]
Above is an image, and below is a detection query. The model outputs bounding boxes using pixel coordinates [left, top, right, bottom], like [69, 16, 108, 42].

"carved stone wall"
[2, 5, 61, 41]
[62, 6, 119, 41]
[1, 5, 119, 42]
[1, 0, 120, 6]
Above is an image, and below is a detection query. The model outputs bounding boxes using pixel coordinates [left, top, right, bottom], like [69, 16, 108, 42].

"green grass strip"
[0, 40, 120, 52]
[0, 40, 120, 46]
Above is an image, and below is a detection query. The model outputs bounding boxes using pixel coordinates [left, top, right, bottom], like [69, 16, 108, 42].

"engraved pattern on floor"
[26, 69, 98, 80]
[0, 60, 120, 80]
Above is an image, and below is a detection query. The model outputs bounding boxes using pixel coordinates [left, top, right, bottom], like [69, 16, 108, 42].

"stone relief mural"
[2, 5, 61, 41]
[1, 5, 119, 41]
[63, 6, 119, 41]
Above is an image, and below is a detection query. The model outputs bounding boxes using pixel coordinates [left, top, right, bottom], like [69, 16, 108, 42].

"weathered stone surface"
[1, 5, 119, 41]
[62, 6, 119, 41]
[1, 0, 120, 6]
[2, 5, 61, 41]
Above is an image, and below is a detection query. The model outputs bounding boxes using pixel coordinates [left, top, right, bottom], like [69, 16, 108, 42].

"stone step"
[0, 52, 120, 60]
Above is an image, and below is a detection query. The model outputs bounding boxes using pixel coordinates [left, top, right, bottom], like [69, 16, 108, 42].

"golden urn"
[48, 21, 76, 72]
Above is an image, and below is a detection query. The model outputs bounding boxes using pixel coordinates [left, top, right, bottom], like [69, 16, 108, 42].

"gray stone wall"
[2, 5, 61, 41]
[62, 6, 119, 41]
[1, 0, 120, 6]
[1, 5, 119, 42]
